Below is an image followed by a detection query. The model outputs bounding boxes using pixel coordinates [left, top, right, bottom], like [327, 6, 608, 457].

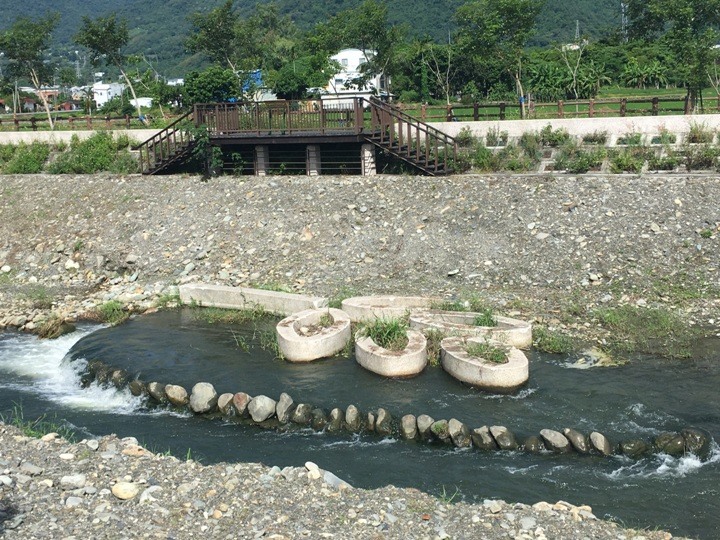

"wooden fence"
[404, 95, 720, 122]
[0, 113, 156, 132]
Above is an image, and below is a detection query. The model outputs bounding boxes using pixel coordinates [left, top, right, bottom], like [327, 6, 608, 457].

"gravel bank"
[0, 172, 717, 539]
[0, 423, 679, 539]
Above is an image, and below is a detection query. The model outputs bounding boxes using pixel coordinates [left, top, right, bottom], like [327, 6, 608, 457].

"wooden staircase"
[363, 97, 457, 176]
[135, 110, 196, 175]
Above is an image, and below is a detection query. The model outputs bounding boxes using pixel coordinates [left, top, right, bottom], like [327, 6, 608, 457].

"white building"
[321, 48, 389, 107]
[92, 82, 126, 108]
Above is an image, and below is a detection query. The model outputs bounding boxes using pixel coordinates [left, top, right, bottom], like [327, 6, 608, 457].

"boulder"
[291, 403, 313, 425]
[472, 426, 498, 451]
[128, 380, 146, 397]
[681, 427, 711, 459]
[165, 384, 189, 407]
[276, 393, 296, 424]
[589, 432, 614, 456]
[189, 382, 218, 414]
[232, 392, 252, 417]
[654, 432, 685, 457]
[490, 426, 518, 451]
[416, 414, 435, 440]
[147, 382, 167, 403]
[401, 415, 418, 440]
[448, 418, 471, 448]
[345, 405, 363, 432]
[431, 420, 451, 443]
[563, 428, 589, 453]
[112, 482, 141, 500]
[375, 408, 393, 436]
[540, 429, 572, 453]
[523, 435, 545, 454]
[621, 439, 650, 458]
[367, 412, 376, 432]
[110, 369, 129, 388]
[311, 408, 328, 431]
[248, 395, 277, 423]
[327, 408, 344, 432]
[217, 393, 234, 415]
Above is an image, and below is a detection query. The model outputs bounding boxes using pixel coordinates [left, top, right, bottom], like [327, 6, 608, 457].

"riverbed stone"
[415, 414, 434, 440]
[345, 405, 363, 432]
[431, 420, 450, 443]
[60, 474, 86, 490]
[189, 382, 218, 414]
[523, 435, 545, 454]
[327, 408, 344, 432]
[375, 408, 393, 436]
[540, 429, 572, 453]
[472, 426, 498, 451]
[291, 403, 313, 425]
[448, 418, 471, 448]
[589, 432, 614, 456]
[276, 393, 295, 423]
[110, 369, 129, 388]
[366, 412, 376, 432]
[147, 382, 167, 403]
[232, 392, 252, 417]
[621, 439, 650, 458]
[165, 384, 189, 407]
[654, 432, 685, 457]
[248, 395, 277, 423]
[563, 428, 590, 453]
[401, 415, 417, 440]
[217, 393, 234, 414]
[682, 427, 711, 458]
[112, 482, 141, 500]
[128, 379, 146, 397]
[311, 408, 328, 431]
[490, 425, 518, 451]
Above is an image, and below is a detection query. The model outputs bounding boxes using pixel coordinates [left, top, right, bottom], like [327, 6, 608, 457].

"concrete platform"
[410, 311, 532, 349]
[276, 308, 351, 362]
[179, 283, 326, 316]
[440, 336, 529, 392]
[355, 329, 428, 378]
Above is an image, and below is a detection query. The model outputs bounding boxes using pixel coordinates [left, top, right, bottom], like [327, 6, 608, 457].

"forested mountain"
[1, 0, 620, 76]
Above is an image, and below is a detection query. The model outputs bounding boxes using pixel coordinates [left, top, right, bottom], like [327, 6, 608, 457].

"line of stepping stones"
[81, 359, 712, 461]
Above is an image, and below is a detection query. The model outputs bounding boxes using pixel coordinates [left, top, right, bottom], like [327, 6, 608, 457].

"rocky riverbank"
[0, 423, 681, 539]
[0, 172, 717, 539]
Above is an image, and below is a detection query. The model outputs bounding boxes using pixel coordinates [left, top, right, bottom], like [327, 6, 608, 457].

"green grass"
[593, 305, 697, 359]
[358, 318, 409, 351]
[191, 303, 269, 324]
[91, 300, 129, 325]
[153, 292, 181, 309]
[423, 328, 446, 367]
[465, 340, 508, 363]
[532, 326, 577, 354]
[1, 403, 76, 441]
[21, 284, 53, 309]
[473, 308, 496, 327]
[318, 311, 334, 328]
[327, 286, 358, 309]
[250, 281, 294, 293]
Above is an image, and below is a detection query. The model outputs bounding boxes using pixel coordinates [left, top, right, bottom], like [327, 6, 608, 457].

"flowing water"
[1, 309, 718, 538]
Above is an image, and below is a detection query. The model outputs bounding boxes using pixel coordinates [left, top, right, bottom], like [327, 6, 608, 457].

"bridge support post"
[361, 144, 376, 176]
[306, 145, 321, 176]
[254, 145, 269, 176]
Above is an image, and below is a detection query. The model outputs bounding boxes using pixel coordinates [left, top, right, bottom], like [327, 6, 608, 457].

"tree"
[186, 0, 240, 72]
[626, 0, 720, 111]
[184, 66, 239, 105]
[74, 14, 143, 119]
[0, 14, 59, 129]
[455, 0, 544, 117]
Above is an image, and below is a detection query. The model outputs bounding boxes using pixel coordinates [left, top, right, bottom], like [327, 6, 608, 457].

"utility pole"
[621, 2, 628, 43]
[575, 20, 580, 41]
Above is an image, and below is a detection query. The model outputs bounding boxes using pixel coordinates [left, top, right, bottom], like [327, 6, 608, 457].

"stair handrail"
[364, 97, 457, 146]
[133, 110, 194, 173]
[132, 109, 194, 150]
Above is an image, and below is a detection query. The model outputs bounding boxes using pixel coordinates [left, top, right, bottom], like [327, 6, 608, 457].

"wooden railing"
[0, 112, 157, 131]
[133, 110, 193, 173]
[402, 95, 713, 122]
[194, 98, 363, 136]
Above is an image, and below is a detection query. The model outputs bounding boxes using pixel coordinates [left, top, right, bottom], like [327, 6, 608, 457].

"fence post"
[558, 100, 564, 118]
[588, 100, 595, 118]
[652, 97, 659, 116]
[421, 103, 427, 121]
[86, 116, 92, 129]
[14, 117, 19, 131]
[620, 98, 627, 117]
[125, 114, 130, 128]
[473, 102, 479, 121]
[446, 104, 453, 121]
[105, 116, 111, 129]
[499, 102, 506, 120]
[31, 117, 37, 131]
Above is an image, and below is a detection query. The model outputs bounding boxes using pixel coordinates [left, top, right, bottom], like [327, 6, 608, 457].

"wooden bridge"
[135, 97, 457, 176]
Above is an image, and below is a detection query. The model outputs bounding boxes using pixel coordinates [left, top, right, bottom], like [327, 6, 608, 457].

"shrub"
[553, 142, 606, 173]
[533, 326, 576, 354]
[581, 131, 608, 145]
[609, 147, 652, 173]
[95, 300, 129, 325]
[0, 143, 17, 164]
[617, 132, 643, 146]
[647, 151, 680, 171]
[681, 144, 720, 171]
[539, 124, 570, 147]
[687, 122, 714, 144]
[358, 318, 409, 351]
[486, 127, 508, 147]
[3, 142, 50, 174]
[455, 126, 479, 148]
[48, 132, 137, 174]
[518, 132, 542, 161]
[473, 308, 496, 327]
[651, 129, 676, 145]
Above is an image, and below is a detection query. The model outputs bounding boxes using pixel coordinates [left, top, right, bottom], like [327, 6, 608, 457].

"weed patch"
[533, 326, 577, 354]
[465, 340, 508, 363]
[358, 318, 409, 351]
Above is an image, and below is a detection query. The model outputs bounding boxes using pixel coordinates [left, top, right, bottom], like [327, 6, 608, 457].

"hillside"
[1, 0, 620, 77]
